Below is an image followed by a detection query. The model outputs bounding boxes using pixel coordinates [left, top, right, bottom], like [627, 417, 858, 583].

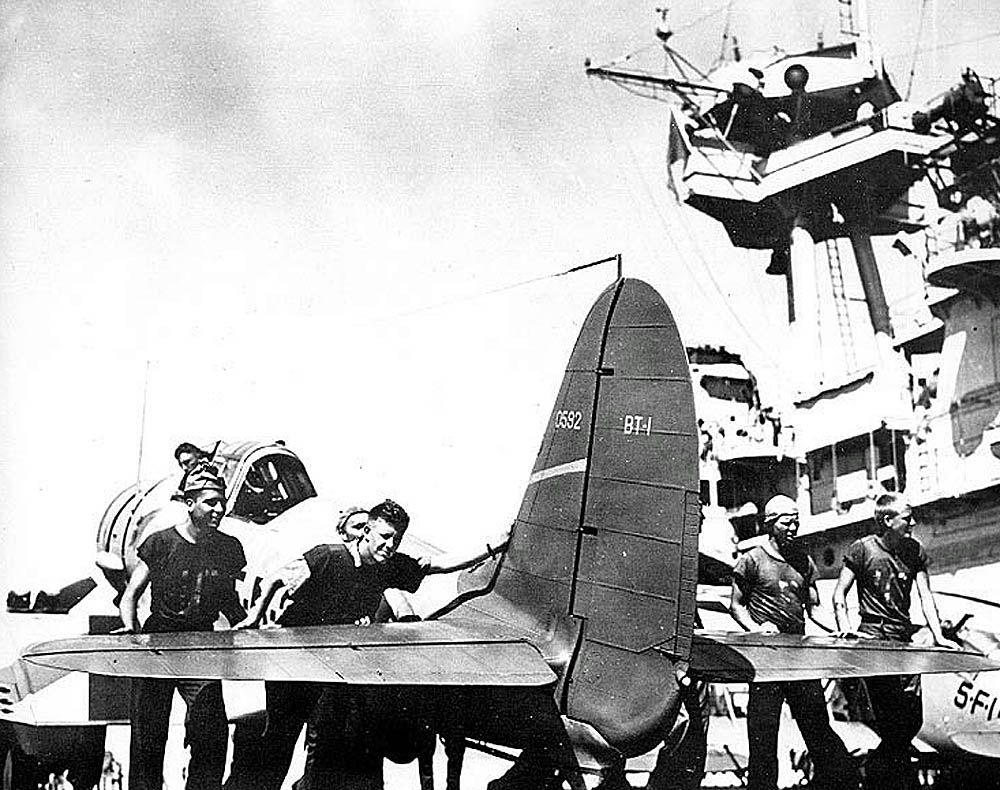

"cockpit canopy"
[95, 440, 317, 588]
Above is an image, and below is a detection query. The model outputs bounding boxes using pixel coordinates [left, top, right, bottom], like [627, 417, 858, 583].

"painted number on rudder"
[555, 409, 583, 430]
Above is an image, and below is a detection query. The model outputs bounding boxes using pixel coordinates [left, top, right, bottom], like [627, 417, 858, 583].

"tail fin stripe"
[528, 458, 588, 485]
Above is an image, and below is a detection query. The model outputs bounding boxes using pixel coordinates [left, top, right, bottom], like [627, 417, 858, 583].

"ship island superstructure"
[590, 14, 1000, 599]
[587, 4, 1000, 782]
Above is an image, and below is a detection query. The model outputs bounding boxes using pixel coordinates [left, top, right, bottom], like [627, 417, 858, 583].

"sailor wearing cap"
[731, 495, 860, 790]
[118, 461, 247, 790]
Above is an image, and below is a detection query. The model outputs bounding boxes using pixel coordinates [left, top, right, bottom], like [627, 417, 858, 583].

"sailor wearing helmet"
[731, 495, 860, 790]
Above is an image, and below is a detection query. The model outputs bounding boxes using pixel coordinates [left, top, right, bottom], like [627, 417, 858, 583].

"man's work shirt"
[733, 544, 816, 635]
[843, 533, 928, 640]
[138, 526, 246, 633]
[275, 542, 427, 627]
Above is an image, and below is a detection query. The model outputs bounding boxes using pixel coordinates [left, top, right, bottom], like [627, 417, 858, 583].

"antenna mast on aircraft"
[136, 360, 150, 486]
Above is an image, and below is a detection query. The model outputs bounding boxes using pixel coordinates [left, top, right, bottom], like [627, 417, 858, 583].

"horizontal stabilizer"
[0, 657, 72, 710]
[688, 630, 1000, 682]
[22, 621, 556, 687]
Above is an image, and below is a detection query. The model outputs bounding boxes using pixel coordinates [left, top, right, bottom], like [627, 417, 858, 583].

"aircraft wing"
[20, 620, 556, 687]
[688, 630, 1000, 682]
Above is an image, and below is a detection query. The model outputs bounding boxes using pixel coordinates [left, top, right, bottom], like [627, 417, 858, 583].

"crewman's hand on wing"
[756, 622, 780, 635]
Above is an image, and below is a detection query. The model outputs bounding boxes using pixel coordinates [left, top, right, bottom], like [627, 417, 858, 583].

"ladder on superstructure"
[825, 238, 859, 373]
[838, 0, 856, 38]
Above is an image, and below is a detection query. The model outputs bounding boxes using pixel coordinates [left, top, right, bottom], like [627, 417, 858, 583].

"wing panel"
[22, 623, 556, 687]
[689, 631, 1000, 682]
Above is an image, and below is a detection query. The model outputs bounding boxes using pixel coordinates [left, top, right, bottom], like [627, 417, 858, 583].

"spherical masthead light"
[784, 64, 809, 92]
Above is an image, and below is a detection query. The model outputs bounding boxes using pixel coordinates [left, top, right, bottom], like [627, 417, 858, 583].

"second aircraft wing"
[688, 630, 1000, 682]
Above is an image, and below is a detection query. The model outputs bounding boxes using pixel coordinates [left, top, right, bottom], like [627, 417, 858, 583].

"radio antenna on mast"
[136, 360, 150, 486]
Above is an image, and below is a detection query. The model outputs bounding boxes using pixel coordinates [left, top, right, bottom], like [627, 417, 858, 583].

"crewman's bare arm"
[915, 569, 952, 647]
[804, 582, 828, 630]
[832, 565, 860, 636]
[422, 527, 512, 575]
[730, 576, 776, 633]
[220, 589, 248, 628]
[118, 560, 151, 633]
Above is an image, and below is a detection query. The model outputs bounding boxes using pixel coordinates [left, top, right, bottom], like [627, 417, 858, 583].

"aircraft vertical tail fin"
[454, 279, 700, 663]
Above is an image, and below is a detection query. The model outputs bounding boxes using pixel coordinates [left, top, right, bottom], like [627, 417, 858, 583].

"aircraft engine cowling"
[94, 477, 185, 593]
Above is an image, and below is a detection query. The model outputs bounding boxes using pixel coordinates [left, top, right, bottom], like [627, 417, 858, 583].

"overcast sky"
[2, 0, 999, 589]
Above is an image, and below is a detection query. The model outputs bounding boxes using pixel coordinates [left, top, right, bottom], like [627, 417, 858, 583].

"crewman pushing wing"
[731, 495, 860, 790]
[832, 492, 951, 789]
[226, 499, 507, 790]
[222, 503, 373, 790]
[119, 461, 247, 790]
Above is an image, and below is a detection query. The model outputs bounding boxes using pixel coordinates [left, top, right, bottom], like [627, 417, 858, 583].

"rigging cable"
[887, 29, 1000, 57]
[360, 255, 621, 327]
[715, 0, 736, 69]
[602, 39, 661, 70]
[584, 81, 723, 313]
[586, 80, 783, 374]
[597, 2, 732, 73]
[903, 0, 931, 101]
[673, 1, 734, 35]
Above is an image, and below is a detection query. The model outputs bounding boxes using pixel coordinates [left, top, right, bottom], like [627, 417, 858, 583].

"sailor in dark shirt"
[118, 462, 246, 790]
[227, 499, 505, 790]
[833, 492, 950, 788]
[731, 495, 859, 790]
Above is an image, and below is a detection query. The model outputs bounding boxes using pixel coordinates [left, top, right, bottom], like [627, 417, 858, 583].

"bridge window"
[698, 375, 755, 405]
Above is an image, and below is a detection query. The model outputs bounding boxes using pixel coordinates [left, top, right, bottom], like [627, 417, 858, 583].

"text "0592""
[554, 410, 583, 430]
